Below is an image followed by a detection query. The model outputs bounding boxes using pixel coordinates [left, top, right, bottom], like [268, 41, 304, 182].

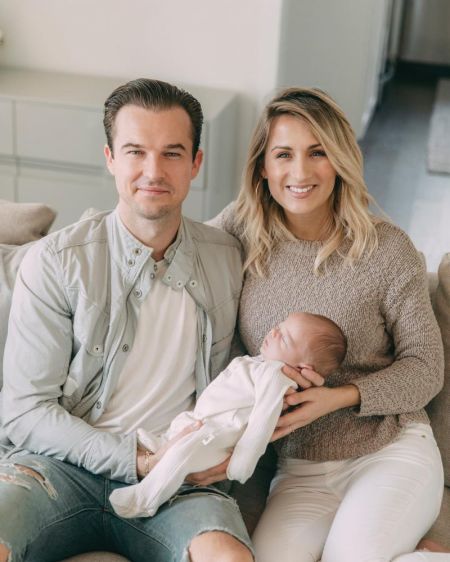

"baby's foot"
[416, 538, 450, 553]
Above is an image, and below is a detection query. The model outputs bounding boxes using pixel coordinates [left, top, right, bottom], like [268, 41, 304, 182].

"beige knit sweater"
[210, 204, 444, 461]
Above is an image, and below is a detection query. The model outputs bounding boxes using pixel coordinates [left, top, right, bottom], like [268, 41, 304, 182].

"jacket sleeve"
[351, 235, 444, 417]
[227, 363, 295, 483]
[2, 241, 138, 484]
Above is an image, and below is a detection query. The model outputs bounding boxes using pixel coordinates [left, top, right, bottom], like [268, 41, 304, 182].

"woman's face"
[262, 115, 337, 236]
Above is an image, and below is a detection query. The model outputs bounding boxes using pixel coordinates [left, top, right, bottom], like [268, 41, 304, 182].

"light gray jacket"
[1, 210, 242, 484]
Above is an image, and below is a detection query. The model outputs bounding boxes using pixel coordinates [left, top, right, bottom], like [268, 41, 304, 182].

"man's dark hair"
[103, 78, 203, 159]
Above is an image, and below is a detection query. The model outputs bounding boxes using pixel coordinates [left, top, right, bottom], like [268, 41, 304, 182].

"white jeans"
[253, 423, 446, 562]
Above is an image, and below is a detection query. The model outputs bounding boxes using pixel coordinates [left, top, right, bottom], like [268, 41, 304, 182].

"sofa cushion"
[428, 253, 450, 486]
[0, 243, 34, 388]
[0, 199, 56, 245]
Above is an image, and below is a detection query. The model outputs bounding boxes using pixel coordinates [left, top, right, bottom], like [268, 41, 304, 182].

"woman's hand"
[272, 384, 361, 441]
[282, 364, 325, 389]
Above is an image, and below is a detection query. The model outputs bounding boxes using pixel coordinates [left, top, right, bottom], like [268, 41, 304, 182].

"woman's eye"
[276, 152, 290, 159]
[311, 150, 326, 158]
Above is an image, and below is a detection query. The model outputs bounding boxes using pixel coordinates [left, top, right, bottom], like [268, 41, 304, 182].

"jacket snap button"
[134, 289, 142, 298]
[127, 258, 135, 267]
[96, 401, 102, 409]
[122, 344, 130, 352]
[133, 248, 142, 256]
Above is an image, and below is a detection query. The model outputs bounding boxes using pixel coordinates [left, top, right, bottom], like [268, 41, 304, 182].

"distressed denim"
[0, 453, 253, 562]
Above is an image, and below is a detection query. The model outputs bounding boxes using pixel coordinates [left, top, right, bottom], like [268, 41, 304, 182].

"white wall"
[0, 0, 390, 184]
[0, 0, 283, 187]
[276, 0, 390, 138]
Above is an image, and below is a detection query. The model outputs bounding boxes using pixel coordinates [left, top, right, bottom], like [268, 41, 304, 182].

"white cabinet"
[0, 68, 237, 227]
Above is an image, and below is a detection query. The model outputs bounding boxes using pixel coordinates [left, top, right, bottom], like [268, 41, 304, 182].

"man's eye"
[165, 152, 182, 158]
[127, 150, 143, 156]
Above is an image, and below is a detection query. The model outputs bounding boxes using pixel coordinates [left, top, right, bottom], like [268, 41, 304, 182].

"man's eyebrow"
[165, 143, 187, 152]
[121, 142, 144, 150]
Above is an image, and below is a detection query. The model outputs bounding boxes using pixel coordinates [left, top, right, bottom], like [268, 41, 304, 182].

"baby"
[109, 311, 347, 518]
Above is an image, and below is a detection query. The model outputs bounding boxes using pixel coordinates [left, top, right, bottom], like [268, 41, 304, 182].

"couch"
[0, 202, 448, 560]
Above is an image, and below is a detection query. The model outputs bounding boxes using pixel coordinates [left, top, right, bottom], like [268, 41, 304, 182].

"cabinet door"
[17, 167, 117, 229]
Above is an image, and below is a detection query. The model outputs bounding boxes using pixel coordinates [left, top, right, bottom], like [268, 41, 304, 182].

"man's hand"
[271, 384, 361, 441]
[282, 364, 325, 389]
[136, 421, 203, 480]
[185, 455, 231, 486]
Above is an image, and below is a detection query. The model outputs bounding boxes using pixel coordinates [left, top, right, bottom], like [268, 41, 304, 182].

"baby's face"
[260, 314, 306, 366]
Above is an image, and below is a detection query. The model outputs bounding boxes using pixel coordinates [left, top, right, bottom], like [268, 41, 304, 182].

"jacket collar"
[106, 209, 194, 291]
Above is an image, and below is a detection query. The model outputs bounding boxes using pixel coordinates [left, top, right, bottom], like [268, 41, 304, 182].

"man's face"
[104, 104, 202, 223]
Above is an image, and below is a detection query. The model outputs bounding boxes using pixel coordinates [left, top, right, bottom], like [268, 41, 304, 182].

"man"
[0, 79, 253, 561]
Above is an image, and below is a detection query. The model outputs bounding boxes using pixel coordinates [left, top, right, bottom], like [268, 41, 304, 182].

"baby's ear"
[298, 363, 314, 371]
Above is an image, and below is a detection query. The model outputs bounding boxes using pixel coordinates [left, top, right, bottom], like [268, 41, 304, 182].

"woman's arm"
[272, 383, 360, 441]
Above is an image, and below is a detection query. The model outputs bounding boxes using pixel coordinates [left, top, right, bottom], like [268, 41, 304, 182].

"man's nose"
[143, 154, 164, 178]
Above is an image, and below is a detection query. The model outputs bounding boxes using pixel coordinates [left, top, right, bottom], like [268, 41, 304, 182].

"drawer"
[0, 99, 14, 156]
[17, 167, 117, 229]
[16, 102, 105, 168]
[0, 170, 15, 200]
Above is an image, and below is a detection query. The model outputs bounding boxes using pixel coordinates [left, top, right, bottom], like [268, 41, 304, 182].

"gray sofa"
[0, 203, 448, 560]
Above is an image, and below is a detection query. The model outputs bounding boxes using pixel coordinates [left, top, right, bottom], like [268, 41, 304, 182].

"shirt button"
[202, 334, 207, 343]
[122, 344, 130, 352]
[133, 247, 142, 256]
[150, 273, 156, 280]
[176, 280, 183, 288]
[134, 289, 142, 298]
[93, 344, 103, 353]
[127, 258, 135, 267]
[167, 275, 172, 281]
[153, 264, 158, 271]
[96, 401, 102, 409]
[189, 280, 198, 288]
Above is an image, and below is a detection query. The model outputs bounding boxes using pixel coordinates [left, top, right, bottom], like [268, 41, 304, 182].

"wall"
[276, 0, 390, 138]
[0, 0, 390, 184]
[0, 0, 283, 188]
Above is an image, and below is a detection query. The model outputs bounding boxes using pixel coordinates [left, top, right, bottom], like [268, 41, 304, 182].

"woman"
[211, 88, 446, 561]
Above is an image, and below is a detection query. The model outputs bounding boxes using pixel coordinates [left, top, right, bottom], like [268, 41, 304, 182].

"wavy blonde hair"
[235, 87, 380, 276]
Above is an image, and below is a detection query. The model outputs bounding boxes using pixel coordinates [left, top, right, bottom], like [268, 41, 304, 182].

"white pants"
[253, 423, 446, 562]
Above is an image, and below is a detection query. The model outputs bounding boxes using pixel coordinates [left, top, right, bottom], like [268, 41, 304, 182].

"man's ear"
[191, 148, 203, 180]
[104, 144, 115, 175]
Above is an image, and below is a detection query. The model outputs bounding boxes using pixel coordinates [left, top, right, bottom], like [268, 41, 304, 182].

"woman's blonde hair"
[235, 87, 380, 276]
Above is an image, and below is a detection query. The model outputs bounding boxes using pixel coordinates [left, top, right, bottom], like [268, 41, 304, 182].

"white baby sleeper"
[109, 356, 295, 518]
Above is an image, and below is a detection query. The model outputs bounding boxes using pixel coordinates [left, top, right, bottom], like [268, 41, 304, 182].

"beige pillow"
[428, 253, 450, 486]
[0, 199, 56, 245]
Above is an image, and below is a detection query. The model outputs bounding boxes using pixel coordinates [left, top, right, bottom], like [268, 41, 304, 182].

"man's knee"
[188, 531, 253, 562]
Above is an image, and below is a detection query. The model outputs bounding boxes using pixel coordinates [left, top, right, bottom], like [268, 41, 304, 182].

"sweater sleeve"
[352, 233, 444, 417]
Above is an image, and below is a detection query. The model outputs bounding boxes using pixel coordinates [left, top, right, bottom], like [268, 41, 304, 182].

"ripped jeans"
[0, 453, 253, 562]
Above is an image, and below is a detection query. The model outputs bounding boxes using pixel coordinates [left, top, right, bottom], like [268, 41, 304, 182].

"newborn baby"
[110, 311, 347, 518]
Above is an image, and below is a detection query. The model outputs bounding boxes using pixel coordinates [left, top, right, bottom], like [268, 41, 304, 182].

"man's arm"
[2, 241, 138, 483]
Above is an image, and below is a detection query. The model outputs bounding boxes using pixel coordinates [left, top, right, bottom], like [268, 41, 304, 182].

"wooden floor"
[360, 74, 450, 272]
